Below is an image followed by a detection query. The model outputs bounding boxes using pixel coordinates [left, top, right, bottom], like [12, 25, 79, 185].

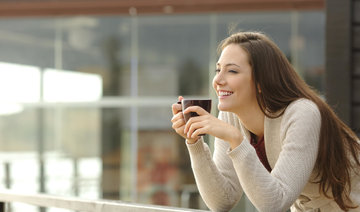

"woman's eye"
[229, 70, 238, 73]
[215, 69, 220, 73]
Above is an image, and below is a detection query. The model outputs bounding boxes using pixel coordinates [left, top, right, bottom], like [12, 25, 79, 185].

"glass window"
[298, 11, 325, 93]
[0, 10, 324, 212]
[137, 15, 211, 96]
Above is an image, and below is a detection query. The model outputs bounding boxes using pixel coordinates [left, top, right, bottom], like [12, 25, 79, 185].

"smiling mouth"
[218, 91, 233, 97]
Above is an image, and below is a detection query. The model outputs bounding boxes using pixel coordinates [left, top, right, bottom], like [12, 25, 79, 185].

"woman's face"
[212, 44, 258, 113]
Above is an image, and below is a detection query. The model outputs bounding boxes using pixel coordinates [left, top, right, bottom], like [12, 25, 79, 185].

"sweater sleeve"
[228, 99, 321, 212]
[186, 112, 244, 211]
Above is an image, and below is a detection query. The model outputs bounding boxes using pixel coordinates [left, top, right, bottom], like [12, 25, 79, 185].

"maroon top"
[250, 134, 272, 172]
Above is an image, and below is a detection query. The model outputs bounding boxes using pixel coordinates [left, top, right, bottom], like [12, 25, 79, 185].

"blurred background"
[0, 0, 356, 211]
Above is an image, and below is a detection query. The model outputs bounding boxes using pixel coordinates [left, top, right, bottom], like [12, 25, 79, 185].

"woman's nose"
[213, 72, 225, 85]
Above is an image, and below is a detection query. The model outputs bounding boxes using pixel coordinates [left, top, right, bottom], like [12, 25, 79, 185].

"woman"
[171, 32, 360, 212]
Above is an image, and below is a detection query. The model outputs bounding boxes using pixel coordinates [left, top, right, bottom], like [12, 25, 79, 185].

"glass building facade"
[0, 10, 324, 211]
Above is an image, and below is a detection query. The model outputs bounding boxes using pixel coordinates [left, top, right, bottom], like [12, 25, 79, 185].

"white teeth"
[219, 91, 233, 96]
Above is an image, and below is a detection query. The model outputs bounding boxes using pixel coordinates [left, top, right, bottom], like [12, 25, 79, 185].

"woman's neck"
[235, 104, 265, 138]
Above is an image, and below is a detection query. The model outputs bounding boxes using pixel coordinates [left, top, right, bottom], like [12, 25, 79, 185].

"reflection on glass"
[43, 69, 102, 102]
[0, 62, 41, 103]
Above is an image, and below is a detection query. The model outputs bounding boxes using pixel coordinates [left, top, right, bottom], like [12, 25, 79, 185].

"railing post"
[4, 162, 11, 212]
[0, 202, 5, 212]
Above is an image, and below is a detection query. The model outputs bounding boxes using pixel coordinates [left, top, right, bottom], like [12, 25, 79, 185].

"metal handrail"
[0, 189, 209, 212]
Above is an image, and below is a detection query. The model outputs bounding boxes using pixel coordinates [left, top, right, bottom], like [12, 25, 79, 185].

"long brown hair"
[218, 32, 360, 211]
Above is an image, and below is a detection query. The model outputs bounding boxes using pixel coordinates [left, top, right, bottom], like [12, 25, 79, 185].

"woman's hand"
[183, 106, 244, 149]
[171, 96, 199, 144]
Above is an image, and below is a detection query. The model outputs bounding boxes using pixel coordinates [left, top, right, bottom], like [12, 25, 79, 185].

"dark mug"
[180, 99, 212, 122]
[178, 99, 212, 136]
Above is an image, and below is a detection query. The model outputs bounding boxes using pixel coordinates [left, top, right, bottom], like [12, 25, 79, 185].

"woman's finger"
[172, 117, 185, 129]
[183, 105, 208, 116]
[187, 121, 201, 138]
[184, 115, 203, 134]
[171, 111, 182, 123]
[191, 127, 207, 138]
[171, 113, 188, 138]
[175, 127, 187, 139]
[171, 103, 182, 115]
[186, 119, 209, 138]
[171, 96, 184, 115]
[184, 113, 210, 134]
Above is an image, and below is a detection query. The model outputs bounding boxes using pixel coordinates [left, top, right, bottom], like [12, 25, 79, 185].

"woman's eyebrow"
[216, 63, 241, 68]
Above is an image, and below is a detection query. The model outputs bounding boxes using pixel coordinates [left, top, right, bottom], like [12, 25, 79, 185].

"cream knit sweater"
[186, 99, 360, 212]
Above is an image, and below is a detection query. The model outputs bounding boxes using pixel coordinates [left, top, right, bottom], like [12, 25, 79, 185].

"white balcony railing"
[0, 189, 209, 212]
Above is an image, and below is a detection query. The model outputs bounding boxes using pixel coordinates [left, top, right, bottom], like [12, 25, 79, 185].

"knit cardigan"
[186, 99, 360, 212]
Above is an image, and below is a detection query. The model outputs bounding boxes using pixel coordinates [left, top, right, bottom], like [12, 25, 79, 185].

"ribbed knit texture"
[250, 135, 272, 172]
[186, 99, 360, 212]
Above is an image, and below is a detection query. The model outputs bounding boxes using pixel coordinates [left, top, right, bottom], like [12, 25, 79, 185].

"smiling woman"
[213, 44, 258, 117]
[171, 31, 360, 212]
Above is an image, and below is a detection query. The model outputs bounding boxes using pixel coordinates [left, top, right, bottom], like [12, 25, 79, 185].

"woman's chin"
[217, 104, 231, 112]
